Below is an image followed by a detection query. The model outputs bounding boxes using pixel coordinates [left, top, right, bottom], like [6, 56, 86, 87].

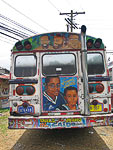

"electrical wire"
[0, 35, 16, 43]
[1, 0, 48, 31]
[0, 24, 28, 38]
[48, 0, 61, 13]
[0, 37, 14, 45]
[0, 22, 31, 37]
[0, 31, 19, 40]
[0, 24, 29, 38]
[0, 13, 37, 34]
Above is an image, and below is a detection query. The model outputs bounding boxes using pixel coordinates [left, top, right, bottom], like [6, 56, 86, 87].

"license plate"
[90, 104, 102, 112]
[18, 105, 34, 114]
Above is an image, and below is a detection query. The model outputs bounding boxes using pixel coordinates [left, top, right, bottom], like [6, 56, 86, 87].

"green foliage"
[0, 109, 9, 134]
[0, 108, 9, 113]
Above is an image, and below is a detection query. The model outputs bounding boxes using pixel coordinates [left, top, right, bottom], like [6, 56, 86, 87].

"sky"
[0, 0, 113, 70]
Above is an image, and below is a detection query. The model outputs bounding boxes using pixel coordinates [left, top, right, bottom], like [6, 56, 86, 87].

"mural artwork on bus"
[13, 33, 81, 51]
[42, 76, 79, 111]
[36, 33, 81, 50]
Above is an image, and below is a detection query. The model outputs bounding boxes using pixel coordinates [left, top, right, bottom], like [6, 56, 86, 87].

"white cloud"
[0, 0, 113, 69]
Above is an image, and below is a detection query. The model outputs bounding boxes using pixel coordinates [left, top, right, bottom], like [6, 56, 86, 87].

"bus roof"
[13, 32, 104, 52]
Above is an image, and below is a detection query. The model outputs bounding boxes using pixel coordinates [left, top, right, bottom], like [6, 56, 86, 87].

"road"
[0, 112, 113, 150]
[8, 126, 113, 150]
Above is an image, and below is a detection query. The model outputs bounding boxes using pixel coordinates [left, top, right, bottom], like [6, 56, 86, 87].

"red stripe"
[10, 73, 11, 80]
[13, 90, 15, 96]
[108, 86, 110, 93]
[96, 75, 102, 77]
[10, 107, 12, 112]
[42, 113, 48, 116]
[61, 112, 67, 115]
[90, 120, 96, 123]
[109, 104, 111, 111]
[107, 69, 109, 76]
[12, 49, 81, 54]
[12, 49, 105, 54]
[42, 111, 80, 116]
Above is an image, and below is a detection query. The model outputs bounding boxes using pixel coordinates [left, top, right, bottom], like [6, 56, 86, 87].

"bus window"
[87, 53, 104, 75]
[14, 55, 37, 77]
[42, 53, 76, 76]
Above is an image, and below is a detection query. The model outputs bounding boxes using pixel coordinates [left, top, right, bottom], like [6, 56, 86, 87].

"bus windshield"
[14, 55, 37, 77]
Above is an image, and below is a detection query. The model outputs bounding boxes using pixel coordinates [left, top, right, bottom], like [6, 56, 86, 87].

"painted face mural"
[53, 35, 63, 49]
[45, 76, 60, 100]
[68, 34, 81, 48]
[42, 76, 78, 111]
[40, 35, 50, 49]
[64, 87, 78, 110]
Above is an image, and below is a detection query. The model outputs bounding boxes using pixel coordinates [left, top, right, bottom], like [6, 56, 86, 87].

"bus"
[110, 82, 113, 111]
[107, 61, 113, 111]
[8, 25, 113, 129]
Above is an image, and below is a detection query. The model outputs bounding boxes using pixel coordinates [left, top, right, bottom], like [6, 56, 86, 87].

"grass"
[0, 108, 9, 134]
[0, 108, 9, 113]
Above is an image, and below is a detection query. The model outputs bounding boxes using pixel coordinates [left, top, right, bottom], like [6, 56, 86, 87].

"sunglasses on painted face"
[48, 83, 60, 88]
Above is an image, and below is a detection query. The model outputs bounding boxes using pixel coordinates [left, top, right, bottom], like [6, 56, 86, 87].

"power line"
[0, 37, 14, 45]
[0, 22, 31, 37]
[0, 24, 28, 38]
[0, 16, 35, 36]
[0, 31, 19, 40]
[0, 14, 35, 42]
[48, 0, 61, 13]
[0, 35, 16, 43]
[1, 0, 48, 31]
[0, 13, 37, 34]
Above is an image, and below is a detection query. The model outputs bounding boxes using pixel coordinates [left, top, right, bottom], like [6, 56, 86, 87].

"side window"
[87, 53, 105, 75]
[14, 55, 37, 77]
[42, 53, 76, 76]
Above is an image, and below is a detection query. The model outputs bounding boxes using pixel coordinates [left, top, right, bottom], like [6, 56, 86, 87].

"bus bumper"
[8, 113, 113, 129]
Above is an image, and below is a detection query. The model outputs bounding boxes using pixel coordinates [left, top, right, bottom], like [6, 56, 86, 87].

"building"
[0, 67, 10, 109]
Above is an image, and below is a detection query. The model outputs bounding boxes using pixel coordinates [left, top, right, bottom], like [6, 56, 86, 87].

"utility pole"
[60, 10, 85, 32]
[66, 24, 69, 32]
[70, 10, 73, 32]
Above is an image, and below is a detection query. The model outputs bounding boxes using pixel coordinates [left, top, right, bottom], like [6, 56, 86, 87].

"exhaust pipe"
[81, 25, 90, 115]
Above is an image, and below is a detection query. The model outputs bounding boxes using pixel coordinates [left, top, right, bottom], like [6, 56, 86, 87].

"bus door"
[87, 51, 111, 114]
[10, 53, 41, 116]
[40, 52, 81, 113]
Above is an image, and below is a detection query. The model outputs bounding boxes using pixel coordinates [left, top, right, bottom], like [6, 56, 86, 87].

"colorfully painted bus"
[8, 25, 113, 129]
[107, 62, 113, 111]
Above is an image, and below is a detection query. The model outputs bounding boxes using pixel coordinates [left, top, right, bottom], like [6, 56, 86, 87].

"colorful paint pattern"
[8, 115, 113, 129]
[42, 76, 78, 111]
[13, 33, 81, 51]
